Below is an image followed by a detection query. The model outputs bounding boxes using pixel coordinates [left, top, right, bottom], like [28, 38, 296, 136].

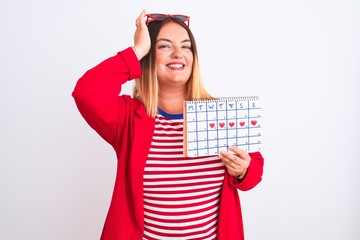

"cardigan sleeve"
[72, 47, 141, 146]
[230, 151, 264, 191]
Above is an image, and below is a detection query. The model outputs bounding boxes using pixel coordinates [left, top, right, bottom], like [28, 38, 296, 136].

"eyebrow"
[156, 38, 191, 44]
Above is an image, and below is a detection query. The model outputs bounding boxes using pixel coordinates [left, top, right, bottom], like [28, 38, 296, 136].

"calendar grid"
[183, 97, 262, 157]
[247, 101, 250, 150]
[195, 102, 199, 154]
[226, 101, 229, 153]
[235, 101, 239, 148]
[215, 102, 218, 156]
[205, 102, 209, 156]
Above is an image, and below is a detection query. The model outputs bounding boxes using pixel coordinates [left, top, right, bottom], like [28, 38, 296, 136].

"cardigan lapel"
[130, 106, 155, 232]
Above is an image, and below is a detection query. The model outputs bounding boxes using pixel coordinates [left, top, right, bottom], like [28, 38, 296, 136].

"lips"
[166, 62, 185, 70]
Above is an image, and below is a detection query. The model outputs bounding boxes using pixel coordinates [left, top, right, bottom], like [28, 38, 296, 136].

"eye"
[157, 43, 171, 49]
[182, 44, 192, 50]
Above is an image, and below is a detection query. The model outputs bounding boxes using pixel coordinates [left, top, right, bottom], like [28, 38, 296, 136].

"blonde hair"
[132, 18, 212, 117]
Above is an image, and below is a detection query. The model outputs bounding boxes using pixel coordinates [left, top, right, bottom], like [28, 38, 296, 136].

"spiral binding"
[185, 96, 260, 104]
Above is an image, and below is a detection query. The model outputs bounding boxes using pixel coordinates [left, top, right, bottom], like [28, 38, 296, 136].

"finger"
[224, 161, 238, 171]
[137, 10, 147, 29]
[228, 146, 250, 161]
[133, 10, 151, 59]
[135, 10, 145, 28]
[222, 159, 244, 178]
[219, 150, 238, 165]
[228, 146, 251, 172]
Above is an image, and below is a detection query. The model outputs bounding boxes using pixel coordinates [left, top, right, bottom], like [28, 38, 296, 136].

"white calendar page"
[183, 97, 262, 157]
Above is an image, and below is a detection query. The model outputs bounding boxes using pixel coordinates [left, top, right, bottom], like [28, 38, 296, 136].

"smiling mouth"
[167, 64, 185, 69]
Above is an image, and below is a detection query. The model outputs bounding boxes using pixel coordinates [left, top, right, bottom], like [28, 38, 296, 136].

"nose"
[171, 46, 183, 59]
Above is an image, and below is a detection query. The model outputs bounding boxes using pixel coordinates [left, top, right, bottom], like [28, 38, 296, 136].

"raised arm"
[72, 47, 141, 145]
[72, 10, 152, 145]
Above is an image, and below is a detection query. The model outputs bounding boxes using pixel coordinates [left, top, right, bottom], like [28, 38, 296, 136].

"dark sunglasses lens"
[150, 14, 167, 20]
[173, 15, 189, 22]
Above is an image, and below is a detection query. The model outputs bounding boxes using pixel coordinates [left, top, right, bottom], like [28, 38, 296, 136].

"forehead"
[157, 22, 190, 41]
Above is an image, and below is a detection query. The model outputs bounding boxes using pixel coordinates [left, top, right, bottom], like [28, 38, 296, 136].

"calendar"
[183, 96, 262, 157]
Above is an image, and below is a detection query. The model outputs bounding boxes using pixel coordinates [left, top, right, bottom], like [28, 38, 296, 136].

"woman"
[72, 10, 264, 240]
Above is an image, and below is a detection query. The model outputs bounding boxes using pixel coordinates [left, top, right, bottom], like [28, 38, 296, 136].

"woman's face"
[155, 22, 193, 88]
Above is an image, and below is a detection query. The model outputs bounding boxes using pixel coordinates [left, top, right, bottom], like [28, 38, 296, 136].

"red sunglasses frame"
[145, 13, 190, 27]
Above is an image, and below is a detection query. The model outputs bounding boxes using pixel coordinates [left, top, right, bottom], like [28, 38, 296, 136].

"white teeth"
[168, 64, 184, 68]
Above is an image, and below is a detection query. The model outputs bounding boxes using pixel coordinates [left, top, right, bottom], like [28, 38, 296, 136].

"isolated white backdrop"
[1, 0, 359, 239]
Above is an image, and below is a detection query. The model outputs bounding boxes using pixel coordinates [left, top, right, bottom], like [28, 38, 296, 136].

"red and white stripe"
[143, 114, 225, 240]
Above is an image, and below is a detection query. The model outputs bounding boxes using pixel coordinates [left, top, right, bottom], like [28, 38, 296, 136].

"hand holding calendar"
[219, 145, 251, 180]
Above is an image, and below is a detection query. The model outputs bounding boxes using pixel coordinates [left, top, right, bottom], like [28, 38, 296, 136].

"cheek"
[187, 59, 194, 73]
[186, 54, 194, 67]
[155, 52, 167, 64]
[157, 64, 167, 73]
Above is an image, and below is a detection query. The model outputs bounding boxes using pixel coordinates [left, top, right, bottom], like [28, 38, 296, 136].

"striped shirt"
[143, 111, 225, 240]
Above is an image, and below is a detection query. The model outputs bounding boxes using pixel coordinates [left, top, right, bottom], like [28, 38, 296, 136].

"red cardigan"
[72, 47, 264, 240]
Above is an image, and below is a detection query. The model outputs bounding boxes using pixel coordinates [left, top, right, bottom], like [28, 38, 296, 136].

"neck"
[158, 88, 186, 114]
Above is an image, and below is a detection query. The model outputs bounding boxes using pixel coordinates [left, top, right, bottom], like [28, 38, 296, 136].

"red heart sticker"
[251, 120, 257, 126]
[239, 122, 245, 127]
[209, 123, 215, 128]
[229, 122, 235, 127]
[219, 122, 225, 128]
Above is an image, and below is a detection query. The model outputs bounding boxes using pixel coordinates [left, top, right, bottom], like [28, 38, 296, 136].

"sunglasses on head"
[145, 13, 190, 26]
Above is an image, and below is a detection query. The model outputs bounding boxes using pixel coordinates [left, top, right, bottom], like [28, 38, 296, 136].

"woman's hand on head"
[134, 10, 151, 60]
[219, 146, 251, 180]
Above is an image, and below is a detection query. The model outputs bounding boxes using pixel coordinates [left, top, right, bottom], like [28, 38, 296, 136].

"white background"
[1, 0, 359, 239]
